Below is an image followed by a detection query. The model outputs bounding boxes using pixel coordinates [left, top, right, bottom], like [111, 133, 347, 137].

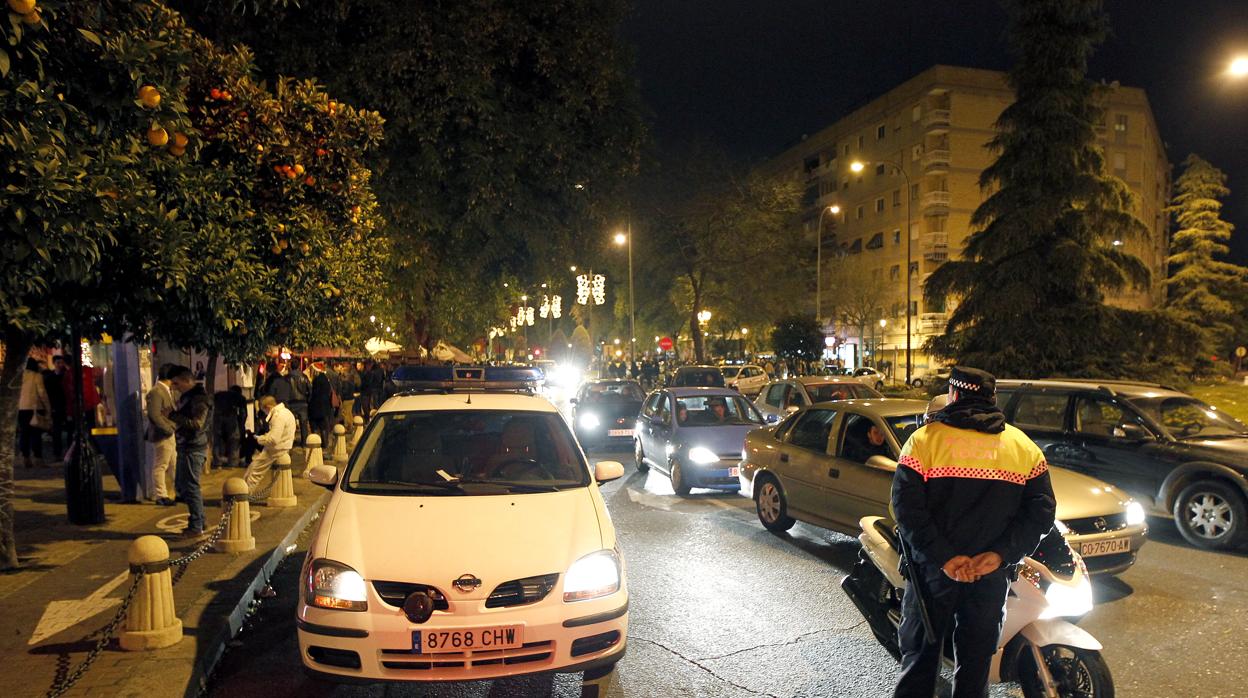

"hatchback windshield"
[345, 411, 589, 494]
[674, 395, 762, 426]
[1130, 396, 1248, 439]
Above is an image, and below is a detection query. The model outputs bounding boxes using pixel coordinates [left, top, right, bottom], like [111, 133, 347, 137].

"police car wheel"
[755, 477, 795, 532]
[670, 460, 692, 497]
[1173, 480, 1247, 550]
[634, 441, 649, 472]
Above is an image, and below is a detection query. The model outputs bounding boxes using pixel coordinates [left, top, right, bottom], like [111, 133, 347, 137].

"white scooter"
[842, 516, 1114, 698]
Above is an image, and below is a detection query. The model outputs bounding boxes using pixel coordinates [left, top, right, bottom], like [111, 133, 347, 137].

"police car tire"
[1173, 480, 1247, 550]
[755, 477, 795, 533]
[670, 460, 692, 497]
[1017, 646, 1113, 698]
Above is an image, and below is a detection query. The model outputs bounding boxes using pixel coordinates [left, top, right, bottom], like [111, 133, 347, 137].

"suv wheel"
[755, 477, 796, 533]
[1174, 480, 1247, 550]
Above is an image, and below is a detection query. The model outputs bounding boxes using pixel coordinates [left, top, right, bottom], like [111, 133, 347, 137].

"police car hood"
[324, 488, 605, 600]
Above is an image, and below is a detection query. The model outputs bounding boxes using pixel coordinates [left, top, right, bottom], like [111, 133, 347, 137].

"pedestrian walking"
[42, 357, 67, 460]
[245, 394, 297, 492]
[145, 363, 179, 504]
[890, 366, 1056, 698]
[307, 362, 335, 449]
[287, 362, 311, 446]
[18, 356, 52, 468]
[212, 385, 247, 468]
[168, 366, 212, 538]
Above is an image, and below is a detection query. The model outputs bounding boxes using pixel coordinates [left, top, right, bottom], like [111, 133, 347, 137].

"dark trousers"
[894, 567, 1009, 698]
[175, 449, 207, 532]
[213, 416, 240, 467]
[311, 416, 333, 453]
[17, 410, 42, 459]
[289, 401, 309, 446]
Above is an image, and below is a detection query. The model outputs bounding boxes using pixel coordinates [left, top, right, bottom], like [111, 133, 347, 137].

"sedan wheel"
[634, 440, 648, 472]
[1174, 480, 1247, 550]
[670, 460, 692, 497]
[755, 478, 795, 532]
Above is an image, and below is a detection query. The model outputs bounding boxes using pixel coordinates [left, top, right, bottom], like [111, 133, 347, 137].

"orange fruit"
[278, 239, 289, 250]
[286, 170, 297, 179]
[20, 8, 38, 24]
[293, 164, 304, 175]
[304, 176, 315, 186]
[147, 126, 168, 147]
[8, 0, 35, 14]
[138, 85, 161, 108]
[300, 243, 310, 254]
[273, 165, 283, 174]
[168, 146, 185, 157]
[172, 132, 188, 148]
[256, 144, 265, 152]
[270, 245, 282, 255]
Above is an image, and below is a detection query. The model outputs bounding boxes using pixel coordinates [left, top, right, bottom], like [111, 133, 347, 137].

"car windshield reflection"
[1131, 396, 1248, 440]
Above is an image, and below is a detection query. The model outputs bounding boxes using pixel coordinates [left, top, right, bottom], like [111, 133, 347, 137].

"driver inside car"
[708, 397, 728, 423]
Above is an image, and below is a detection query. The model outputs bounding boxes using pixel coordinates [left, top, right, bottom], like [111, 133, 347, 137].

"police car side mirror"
[594, 460, 625, 484]
[306, 464, 339, 489]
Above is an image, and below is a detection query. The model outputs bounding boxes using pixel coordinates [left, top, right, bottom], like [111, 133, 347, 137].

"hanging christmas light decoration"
[551, 295, 562, 318]
[576, 274, 590, 305]
[509, 316, 518, 329]
[524, 306, 535, 326]
[539, 295, 551, 319]
[591, 274, 606, 305]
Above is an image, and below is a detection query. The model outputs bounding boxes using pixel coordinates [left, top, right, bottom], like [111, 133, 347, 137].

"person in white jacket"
[245, 395, 296, 491]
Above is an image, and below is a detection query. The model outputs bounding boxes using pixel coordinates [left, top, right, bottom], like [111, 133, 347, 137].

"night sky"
[624, 0, 1248, 262]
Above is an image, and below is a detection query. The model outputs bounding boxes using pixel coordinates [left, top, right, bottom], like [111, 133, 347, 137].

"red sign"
[658, 336, 674, 351]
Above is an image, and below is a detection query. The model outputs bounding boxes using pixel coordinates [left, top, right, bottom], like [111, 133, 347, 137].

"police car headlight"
[1125, 501, 1146, 526]
[688, 446, 720, 464]
[306, 559, 368, 611]
[563, 550, 621, 602]
[579, 413, 600, 429]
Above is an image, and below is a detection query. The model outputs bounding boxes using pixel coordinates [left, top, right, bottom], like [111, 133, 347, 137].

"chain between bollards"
[170, 497, 235, 569]
[44, 572, 144, 698]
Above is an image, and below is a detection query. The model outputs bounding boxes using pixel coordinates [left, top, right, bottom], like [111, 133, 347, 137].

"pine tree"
[924, 0, 1176, 377]
[1165, 155, 1245, 356]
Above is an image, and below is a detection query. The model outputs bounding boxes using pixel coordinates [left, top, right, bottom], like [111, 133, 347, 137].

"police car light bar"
[391, 365, 545, 393]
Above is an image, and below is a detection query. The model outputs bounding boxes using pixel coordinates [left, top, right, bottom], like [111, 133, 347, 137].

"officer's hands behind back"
[942, 551, 1003, 583]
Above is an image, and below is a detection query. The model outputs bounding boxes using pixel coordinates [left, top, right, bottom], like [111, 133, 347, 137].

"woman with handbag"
[18, 356, 53, 468]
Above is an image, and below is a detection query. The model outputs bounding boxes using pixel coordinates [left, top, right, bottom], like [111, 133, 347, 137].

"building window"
[909, 261, 919, 277]
[1114, 114, 1128, 144]
[875, 163, 886, 176]
[875, 198, 885, 213]
[910, 300, 919, 316]
[893, 229, 901, 244]
[889, 264, 900, 280]
[857, 135, 864, 149]
[867, 233, 884, 250]
[843, 180, 850, 190]
[856, 205, 864, 220]
[1112, 152, 1126, 173]
[928, 296, 945, 313]
[876, 124, 886, 140]
[910, 183, 920, 201]
[892, 189, 901, 207]
[843, 143, 849, 157]
[803, 156, 820, 173]
[912, 104, 921, 122]
[848, 238, 862, 254]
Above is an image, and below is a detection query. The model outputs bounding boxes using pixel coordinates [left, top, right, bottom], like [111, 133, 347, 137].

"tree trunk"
[205, 350, 220, 394]
[689, 310, 706, 364]
[0, 326, 32, 569]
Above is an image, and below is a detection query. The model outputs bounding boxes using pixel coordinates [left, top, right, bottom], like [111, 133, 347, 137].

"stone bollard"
[268, 447, 299, 508]
[351, 415, 364, 448]
[216, 478, 255, 553]
[332, 424, 349, 462]
[120, 535, 182, 651]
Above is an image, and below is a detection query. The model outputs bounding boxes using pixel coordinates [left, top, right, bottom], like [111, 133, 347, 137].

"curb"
[183, 491, 329, 698]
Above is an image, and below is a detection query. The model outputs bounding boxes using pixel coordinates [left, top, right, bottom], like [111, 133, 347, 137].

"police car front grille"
[484, 573, 559, 608]
[372, 581, 450, 610]
[1064, 513, 1127, 535]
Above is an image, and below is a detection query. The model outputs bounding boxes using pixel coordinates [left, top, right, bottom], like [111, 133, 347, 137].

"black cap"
[948, 366, 996, 397]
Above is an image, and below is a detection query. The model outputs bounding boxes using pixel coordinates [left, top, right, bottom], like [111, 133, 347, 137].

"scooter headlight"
[306, 559, 368, 611]
[1039, 557, 1092, 619]
[1125, 501, 1146, 526]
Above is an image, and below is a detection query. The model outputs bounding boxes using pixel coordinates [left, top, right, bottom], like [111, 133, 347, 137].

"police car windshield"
[344, 411, 590, 494]
[674, 396, 763, 427]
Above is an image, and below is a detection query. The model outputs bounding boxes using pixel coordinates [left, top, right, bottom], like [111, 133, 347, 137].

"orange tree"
[0, 0, 199, 565]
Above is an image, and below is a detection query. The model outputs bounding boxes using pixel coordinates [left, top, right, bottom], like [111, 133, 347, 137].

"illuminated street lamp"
[853, 159, 914, 386]
[1229, 56, 1248, 78]
[613, 227, 635, 365]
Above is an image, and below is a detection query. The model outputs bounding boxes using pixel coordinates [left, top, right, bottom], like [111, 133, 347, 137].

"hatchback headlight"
[306, 559, 368, 611]
[688, 446, 720, 464]
[579, 413, 601, 429]
[1125, 501, 1146, 526]
[563, 550, 621, 602]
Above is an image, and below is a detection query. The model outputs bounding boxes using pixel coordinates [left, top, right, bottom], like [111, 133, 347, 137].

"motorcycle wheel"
[1017, 644, 1114, 698]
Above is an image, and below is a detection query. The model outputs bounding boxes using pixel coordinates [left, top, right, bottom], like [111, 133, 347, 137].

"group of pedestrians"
[17, 354, 101, 469]
[144, 364, 213, 537]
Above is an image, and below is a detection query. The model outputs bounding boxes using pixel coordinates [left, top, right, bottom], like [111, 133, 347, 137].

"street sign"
[1236, 346, 1246, 358]
[658, 336, 674, 351]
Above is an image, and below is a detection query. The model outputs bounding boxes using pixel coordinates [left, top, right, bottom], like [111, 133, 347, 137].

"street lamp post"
[815, 204, 840, 323]
[852, 158, 913, 386]
[613, 224, 635, 365]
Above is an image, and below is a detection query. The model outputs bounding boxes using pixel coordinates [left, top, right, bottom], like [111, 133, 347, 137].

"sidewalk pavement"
[0, 450, 328, 698]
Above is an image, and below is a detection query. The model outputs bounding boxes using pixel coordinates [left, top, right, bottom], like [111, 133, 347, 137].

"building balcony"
[920, 232, 948, 262]
[922, 108, 951, 130]
[921, 190, 951, 212]
[922, 148, 951, 171]
[919, 312, 948, 333]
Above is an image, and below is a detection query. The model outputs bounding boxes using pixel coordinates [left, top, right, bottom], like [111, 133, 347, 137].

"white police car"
[297, 366, 627, 684]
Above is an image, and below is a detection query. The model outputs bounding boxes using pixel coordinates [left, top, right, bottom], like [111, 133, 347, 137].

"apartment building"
[763, 65, 1171, 376]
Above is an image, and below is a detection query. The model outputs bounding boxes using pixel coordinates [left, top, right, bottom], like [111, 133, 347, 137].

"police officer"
[890, 366, 1056, 697]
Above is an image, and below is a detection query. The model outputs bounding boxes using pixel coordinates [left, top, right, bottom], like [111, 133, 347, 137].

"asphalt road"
[208, 393, 1248, 697]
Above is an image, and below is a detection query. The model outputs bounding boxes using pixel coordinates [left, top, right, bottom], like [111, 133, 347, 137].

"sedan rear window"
[345, 411, 589, 494]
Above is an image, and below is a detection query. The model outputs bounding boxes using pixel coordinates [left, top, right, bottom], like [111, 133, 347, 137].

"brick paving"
[0, 450, 328, 698]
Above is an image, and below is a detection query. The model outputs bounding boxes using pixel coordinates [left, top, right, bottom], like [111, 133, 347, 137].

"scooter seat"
[873, 517, 900, 552]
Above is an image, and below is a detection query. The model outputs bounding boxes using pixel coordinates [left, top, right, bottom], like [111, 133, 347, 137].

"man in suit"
[146, 363, 178, 506]
[307, 362, 336, 450]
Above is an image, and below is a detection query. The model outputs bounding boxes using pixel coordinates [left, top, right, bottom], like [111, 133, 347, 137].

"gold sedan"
[740, 398, 1147, 575]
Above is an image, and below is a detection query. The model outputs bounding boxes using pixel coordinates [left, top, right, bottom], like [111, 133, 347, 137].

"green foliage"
[1164, 154, 1246, 358]
[771, 314, 823, 361]
[923, 0, 1186, 378]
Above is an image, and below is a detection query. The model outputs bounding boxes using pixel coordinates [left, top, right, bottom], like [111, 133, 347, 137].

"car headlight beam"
[563, 550, 621, 602]
[688, 446, 720, 465]
[579, 413, 601, 429]
[307, 559, 368, 611]
[1125, 501, 1146, 526]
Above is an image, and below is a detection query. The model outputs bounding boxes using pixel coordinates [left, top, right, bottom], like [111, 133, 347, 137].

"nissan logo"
[453, 574, 482, 592]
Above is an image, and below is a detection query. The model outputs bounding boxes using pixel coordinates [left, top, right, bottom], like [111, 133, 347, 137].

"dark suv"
[997, 379, 1248, 550]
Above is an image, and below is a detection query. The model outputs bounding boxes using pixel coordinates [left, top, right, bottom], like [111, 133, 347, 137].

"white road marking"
[29, 570, 129, 645]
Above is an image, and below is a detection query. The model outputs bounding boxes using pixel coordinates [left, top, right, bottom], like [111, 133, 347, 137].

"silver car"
[740, 398, 1147, 575]
[754, 377, 883, 422]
